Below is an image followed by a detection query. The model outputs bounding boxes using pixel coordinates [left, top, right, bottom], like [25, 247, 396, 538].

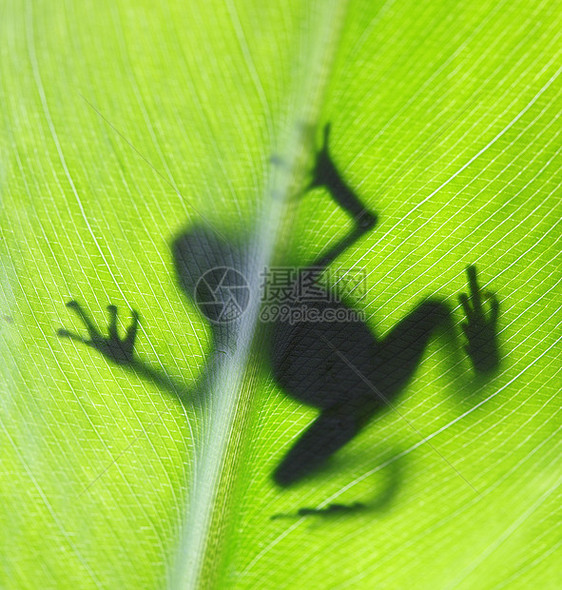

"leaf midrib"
[171, 2, 351, 588]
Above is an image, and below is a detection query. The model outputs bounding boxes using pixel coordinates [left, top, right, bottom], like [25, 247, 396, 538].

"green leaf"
[1, 0, 560, 588]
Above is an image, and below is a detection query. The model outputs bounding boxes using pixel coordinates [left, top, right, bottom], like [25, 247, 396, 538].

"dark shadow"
[270, 502, 367, 521]
[172, 225, 249, 341]
[268, 126, 500, 487]
[269, 299, 455, 486]
[57, 123, 500, 493]
[58, 225, 249, 408]
[270, 455, 403, 520]
[459, 265, 500, 373]
[270, 265, 499, 487]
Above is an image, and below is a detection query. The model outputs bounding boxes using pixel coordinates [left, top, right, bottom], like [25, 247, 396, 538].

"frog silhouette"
[58, 124, 500, 487]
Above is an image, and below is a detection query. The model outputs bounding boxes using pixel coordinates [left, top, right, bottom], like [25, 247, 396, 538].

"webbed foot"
[459, 266, 500, 374]
[58, 301, 139, 365]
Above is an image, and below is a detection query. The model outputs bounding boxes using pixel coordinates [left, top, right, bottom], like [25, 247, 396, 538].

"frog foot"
[58, 300, 139, 365]
[459, 266, 500, 374]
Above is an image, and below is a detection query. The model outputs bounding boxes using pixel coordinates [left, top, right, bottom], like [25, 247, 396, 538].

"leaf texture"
[0, 0, 560, 588]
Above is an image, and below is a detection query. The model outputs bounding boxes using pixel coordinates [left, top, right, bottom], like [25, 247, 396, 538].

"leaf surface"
[1, 0, 560, 588]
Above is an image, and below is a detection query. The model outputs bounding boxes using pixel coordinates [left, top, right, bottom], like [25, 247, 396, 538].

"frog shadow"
[58, 124, 500, 498]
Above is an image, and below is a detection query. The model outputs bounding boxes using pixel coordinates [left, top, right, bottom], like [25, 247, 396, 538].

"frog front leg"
[459, 265, 500, 374]
[58, 300, 189, 402]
